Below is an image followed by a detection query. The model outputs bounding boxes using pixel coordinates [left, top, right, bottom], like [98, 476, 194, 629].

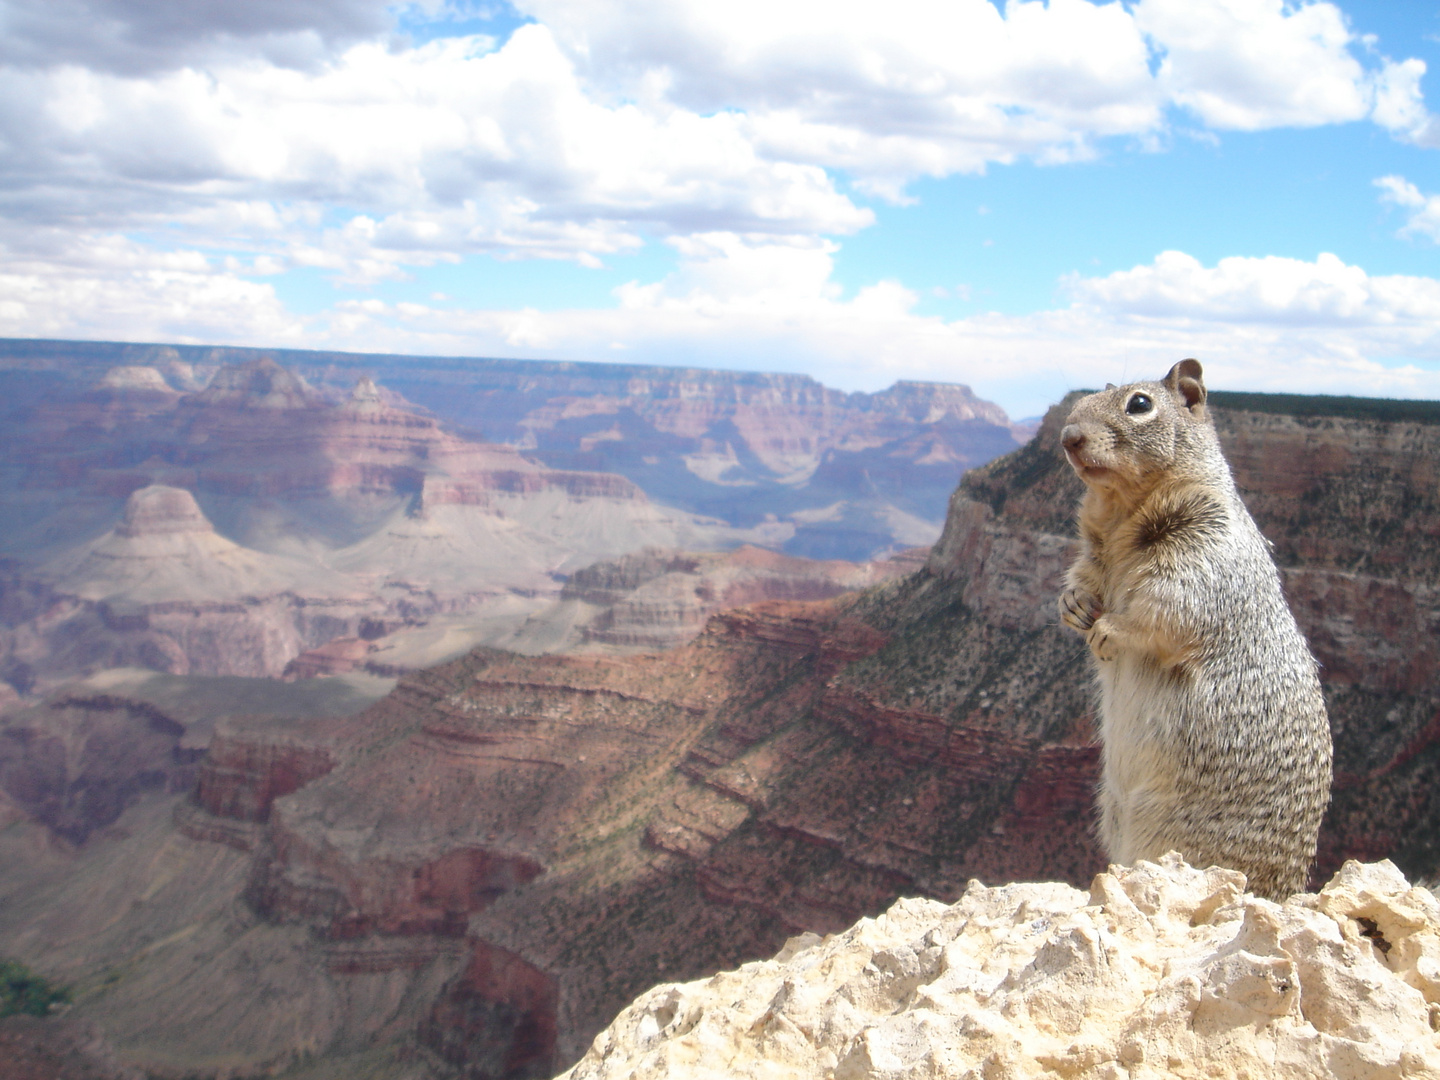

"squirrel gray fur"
[1057, 359, 1332, 901]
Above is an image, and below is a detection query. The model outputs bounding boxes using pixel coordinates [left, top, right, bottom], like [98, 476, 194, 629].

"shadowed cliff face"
[0, 694, 198, 844]
[3, 390, 1439, 1079]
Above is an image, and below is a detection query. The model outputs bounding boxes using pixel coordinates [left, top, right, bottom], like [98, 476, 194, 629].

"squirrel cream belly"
[1057, 360, 1332, 901]
[1095, 652, 1189, 864]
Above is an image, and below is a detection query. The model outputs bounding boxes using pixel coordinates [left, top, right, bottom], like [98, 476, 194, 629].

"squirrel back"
[1057, 360, 1332, 900]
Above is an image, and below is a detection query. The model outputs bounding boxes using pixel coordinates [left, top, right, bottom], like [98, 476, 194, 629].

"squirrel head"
[1059, 359, 1210, 500]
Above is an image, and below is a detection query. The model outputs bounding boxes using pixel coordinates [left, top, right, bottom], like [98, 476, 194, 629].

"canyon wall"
[0, 356, 798, 690]
[0, 338, 1027, 563]
[3, 388, 1438, 1080]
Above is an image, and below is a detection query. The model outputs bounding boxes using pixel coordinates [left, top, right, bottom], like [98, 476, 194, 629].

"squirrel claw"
[1059, 588, 1100, 633]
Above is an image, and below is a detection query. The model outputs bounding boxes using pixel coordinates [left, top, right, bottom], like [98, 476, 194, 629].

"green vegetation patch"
[1209, 391, 1440, 425]
[0, 959, 70, 1017]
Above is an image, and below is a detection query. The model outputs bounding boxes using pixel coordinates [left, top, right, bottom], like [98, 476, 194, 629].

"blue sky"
[2, 0, 1439, 418]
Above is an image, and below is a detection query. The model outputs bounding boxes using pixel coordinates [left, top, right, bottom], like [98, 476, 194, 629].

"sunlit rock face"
[555, 544, 922, 652]
[561, 857, 1440, 1080]
[112, 485, 211, 538]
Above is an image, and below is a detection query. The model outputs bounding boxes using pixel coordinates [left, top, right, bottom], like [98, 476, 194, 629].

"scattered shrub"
[0, 959, 70, 1017]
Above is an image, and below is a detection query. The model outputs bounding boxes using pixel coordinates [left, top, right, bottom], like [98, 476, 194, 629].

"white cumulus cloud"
[1376, 175, 1440, 243]
[0, 226, 304, 344]
[0, 25, 874, 275]
[1135, 0, 1375, 130]
[524, 0, 1161, 193]
[1, 0, 1427, 275]
[1064, 249, 1440, 325]
[521, 0, 1430, 195]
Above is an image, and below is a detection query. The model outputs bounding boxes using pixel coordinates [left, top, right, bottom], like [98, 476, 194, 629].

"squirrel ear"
[1164, 359, 1205, 410]
[1104, 382, 1116, 390]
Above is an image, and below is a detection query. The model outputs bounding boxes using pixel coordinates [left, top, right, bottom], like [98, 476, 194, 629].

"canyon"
[1, 364, 1438, 1079]
[0, 338, 1028, 566]
[0, 339, 1024, 693]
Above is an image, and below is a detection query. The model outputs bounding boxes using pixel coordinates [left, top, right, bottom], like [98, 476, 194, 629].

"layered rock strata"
[5, 483, 370, 682]
[0, 338, 1029, 562]
[0, 358, 774, 688]
[548, 544, 923, 652]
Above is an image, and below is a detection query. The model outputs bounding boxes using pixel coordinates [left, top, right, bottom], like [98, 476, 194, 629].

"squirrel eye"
[1126, 393, 1154, 416]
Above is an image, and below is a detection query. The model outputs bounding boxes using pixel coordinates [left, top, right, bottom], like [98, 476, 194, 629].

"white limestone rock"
[559, 855, 1440, 1080]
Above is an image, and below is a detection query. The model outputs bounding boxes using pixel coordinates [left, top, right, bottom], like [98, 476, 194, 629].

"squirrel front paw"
[1086, 620, 1119, 662]
[1059, 588, 1101, 633]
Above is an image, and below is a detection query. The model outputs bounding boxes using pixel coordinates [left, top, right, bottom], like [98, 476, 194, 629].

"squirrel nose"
[1060, 425, 1086, 452]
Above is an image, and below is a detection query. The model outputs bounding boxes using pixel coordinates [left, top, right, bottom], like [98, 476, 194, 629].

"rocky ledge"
[563, 856, 1440, 1080]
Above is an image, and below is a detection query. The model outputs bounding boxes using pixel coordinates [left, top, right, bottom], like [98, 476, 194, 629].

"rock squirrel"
[1057, 359, 1332, 900]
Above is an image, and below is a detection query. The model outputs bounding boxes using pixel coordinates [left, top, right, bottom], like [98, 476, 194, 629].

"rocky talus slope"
[0, 1016, 145, 1080]
[1, 390, 1438, 1079]
[563, 857, 1440, 1080]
